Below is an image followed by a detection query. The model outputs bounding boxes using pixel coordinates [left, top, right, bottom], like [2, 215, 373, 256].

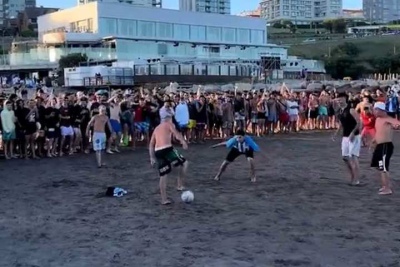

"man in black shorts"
[149, 112, 188, 205]
[370, 102, 400, 195]
[211, 129, 260, 182]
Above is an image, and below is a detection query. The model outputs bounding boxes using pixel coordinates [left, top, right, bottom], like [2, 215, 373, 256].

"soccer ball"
[181, 190, 194, 203]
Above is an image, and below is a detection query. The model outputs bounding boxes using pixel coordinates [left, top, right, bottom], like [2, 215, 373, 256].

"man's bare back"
[153, 122, 174, 149]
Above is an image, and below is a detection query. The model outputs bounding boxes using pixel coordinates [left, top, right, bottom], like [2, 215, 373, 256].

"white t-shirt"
[286, 100, 299, 116]
[110, 104, 121, 121]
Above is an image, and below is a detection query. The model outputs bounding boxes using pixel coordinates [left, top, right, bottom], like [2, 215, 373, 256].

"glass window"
[137, 21, 155, 37]
[251, 30, 264, 44]
[222, 28, 236, 43]
[237, 29, 250, 43]
[207, 26, 221, 42]
[157, 22, 173, 39]
[118, 19, 136, 37]
[174, 24, 190, 40]
[190, 25, 206, 41]
[99, 17, 117, 35]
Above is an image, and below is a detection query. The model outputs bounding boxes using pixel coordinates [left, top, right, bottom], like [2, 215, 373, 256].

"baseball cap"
[373, 102, 386, 111]
[159, 107, 173, 121]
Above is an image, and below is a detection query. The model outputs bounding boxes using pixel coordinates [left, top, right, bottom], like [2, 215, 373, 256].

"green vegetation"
[289, 38, 400, 79]
[288, 35, 400, 59]
[58, 53, 88, 86]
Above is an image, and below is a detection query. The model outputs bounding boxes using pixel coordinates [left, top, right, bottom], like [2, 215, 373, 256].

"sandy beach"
[1, 132, 400, 267]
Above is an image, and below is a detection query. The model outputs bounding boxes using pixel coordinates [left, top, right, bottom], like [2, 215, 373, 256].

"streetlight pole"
[1, 29, 5, 65]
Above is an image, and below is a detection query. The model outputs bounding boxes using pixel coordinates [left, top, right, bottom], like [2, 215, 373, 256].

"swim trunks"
[93, 132, 106, 151]
[155, 146, 186, 176]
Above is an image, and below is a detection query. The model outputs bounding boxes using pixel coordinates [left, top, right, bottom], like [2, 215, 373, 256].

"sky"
[37, 0, 362, 13]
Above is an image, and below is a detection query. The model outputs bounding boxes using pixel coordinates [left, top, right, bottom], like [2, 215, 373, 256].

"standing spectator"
[175, 97, 190, 141]
[1, 100, 16, 159]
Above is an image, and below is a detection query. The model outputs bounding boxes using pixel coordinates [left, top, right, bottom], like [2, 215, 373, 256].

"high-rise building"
[363, 0, 400, 23]
[179, 0, 231, 15]
[77, 0, 162, 8]
[260, 0, 342, 25]
[1, 0, 36, 26]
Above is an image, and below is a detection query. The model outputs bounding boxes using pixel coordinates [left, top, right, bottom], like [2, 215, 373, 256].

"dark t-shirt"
[37, 105, 46, 126]
[45, 107, 59, 129]
[22, 108, 38, 131]
[59, 105, 72, 127]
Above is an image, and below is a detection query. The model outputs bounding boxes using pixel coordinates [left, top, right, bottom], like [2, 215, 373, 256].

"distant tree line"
[323, 42, 400, 79]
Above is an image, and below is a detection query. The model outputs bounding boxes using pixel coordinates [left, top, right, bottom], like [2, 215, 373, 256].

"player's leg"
[214, 160, 230, 181]
[246, 149, 256, 182]
[349, 135, 361, 185]
[379, 143, 394, 195]
[341, 137, 354, 183]
[214, 148, 239, 181]
[169, 148, 188, 191]
[158, 172, 170, 205]
[177, 161, 188, 191]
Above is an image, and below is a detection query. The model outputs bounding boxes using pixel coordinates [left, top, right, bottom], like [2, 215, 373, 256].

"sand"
[1, 132, 400, 267]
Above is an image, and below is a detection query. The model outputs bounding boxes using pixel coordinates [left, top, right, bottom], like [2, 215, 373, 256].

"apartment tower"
[77, 0, 162, 8]
[179, 0, 231, 15]
[363, 0, 400, 23]
[1, 0, 36, 26]
[260, 0, 342, 24]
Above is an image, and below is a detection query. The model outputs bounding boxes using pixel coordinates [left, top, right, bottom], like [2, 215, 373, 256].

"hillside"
[287, 35, 400, 59]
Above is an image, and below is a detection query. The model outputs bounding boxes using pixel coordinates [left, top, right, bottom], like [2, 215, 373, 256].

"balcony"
[2, 47, 117, 68]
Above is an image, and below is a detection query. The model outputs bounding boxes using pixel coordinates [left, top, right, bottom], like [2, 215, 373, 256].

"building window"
[99, 17, 117, 35]
[222, 27, 236, 43]
[156, 22, 173, 39]
[251, 30, 264, 44]
[207, 26, 221, 42]
[118, 19, 137, 37]
[237, 29, 250, 43]
[174, 24, 190, 40]
[137, 21, 155, 37]
[190, 25, 206, 41]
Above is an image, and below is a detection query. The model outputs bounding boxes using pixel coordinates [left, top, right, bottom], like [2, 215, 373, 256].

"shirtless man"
[370, 102, 400, 195]
[86, 105, 114, 168]
[149, 112, 188, 205]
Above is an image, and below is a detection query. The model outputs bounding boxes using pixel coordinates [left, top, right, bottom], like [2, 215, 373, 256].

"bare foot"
[214, 175, 220, 181]
[176, 186, 185, 191]
[161, 199, 172, 205]
[379, 189, 392, 195]
[251, 175, 257, 183]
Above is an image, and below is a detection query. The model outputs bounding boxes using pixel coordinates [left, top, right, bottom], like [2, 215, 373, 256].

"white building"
[260, 0, 342, 25]
[2, 2, 324, 80]
[179, 0, 231, 15]
[77, 0, 162, 8]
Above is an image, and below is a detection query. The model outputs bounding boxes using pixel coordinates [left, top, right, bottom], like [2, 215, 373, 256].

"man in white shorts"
[332, 93, 361, 185]
[59, 98, 74, 156]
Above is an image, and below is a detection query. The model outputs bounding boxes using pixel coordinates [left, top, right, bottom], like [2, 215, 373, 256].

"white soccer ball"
[181, 190, 194, 203]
